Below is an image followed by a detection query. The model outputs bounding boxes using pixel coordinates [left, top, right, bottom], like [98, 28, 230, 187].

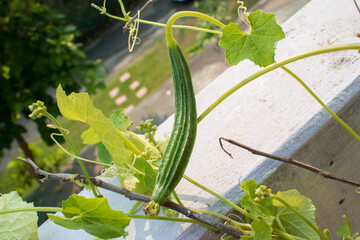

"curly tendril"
[237, 1, 251, 28]
[128, 10, 141, 52]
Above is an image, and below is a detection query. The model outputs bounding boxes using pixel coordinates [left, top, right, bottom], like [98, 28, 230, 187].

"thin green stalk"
[0, 207, 61, 214]
[273, 195, 329, 240]
[343, 215, 352, 235]
[172, 190, 184, 206]
[324, 229, 332, 240]
[275, 208, 287, 233]
[44, 112, 99, 198]
[272, 228, 299, 240]
[183, 174, 255, 221]
[117, 0, 127, 18]
[127, 201, 143, 214]
[115, 129, 142, 156]
[91, 4, 222, 35]
[126, 131, 162, 158]
[197, 43, 360, 123]
[281, 66, 360, 142]
[127, 214, 217, 231]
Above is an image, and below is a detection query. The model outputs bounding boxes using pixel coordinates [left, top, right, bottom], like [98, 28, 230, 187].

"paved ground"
[23, 0, 311, 226]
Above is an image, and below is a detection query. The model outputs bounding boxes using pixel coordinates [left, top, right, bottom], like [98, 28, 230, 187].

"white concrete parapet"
[39, 0, 360, 239]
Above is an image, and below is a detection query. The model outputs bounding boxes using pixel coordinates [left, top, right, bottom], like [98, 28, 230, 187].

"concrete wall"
[39, 0, 360, 239]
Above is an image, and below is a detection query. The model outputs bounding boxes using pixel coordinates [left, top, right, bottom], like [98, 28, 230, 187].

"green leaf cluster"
[240, 179, 320, 240]
[0, 0, 106, 156]
[56, 85, 163, 195]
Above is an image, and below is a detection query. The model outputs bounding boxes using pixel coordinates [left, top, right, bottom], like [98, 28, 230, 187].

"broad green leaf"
[97, 142, 113, 168]
[132, 157, 157, 194]
[337, 224, 350, 237]
[219, 10, 285, 67]
[81, 127, 100, 145]
[240, 180, 276, 224]
[48, 194, 131, 239]
[81, 109, 132, 145]
[109, 109, 132, 131]
[56, 85, 133, 167]
[273, 190, 319, 240]
[241, 179, 259, 198]
[122, 175, 148, 194]
[119, 157, 157, 195]
[241, 219, 272, 240]
[0, 191, 38, 240]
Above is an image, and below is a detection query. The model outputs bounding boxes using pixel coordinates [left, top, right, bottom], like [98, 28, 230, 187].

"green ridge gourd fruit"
[144, 39, 197, 216]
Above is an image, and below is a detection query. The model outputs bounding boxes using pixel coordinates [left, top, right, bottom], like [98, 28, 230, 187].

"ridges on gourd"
[144, 41, 197, 216]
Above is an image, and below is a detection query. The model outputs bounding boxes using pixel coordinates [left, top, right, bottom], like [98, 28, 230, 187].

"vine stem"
[273, 195, 329, 240]
[272, 228, 298, 240]
[281, 66, 360, 142]
[91, 4, 222, 35]
[44, 112, 99, 198]
[127, 201, 143, 214]
[172, 190, 184, 206]
[117, 0, 127, 18]
[183, 174, 255, 221]
[197, 43, 360, 124]
[0, 207, 61, 214]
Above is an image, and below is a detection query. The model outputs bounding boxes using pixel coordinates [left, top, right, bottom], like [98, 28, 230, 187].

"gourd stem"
[198, 43, 360, 129]
[44, 112, 99, 198]
[166, 11, 225, 46]
[281, 66, 360, 142]
[183, 174, 255, 221]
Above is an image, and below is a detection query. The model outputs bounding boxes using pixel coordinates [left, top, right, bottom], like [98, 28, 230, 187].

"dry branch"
[219, 137, 360, 187]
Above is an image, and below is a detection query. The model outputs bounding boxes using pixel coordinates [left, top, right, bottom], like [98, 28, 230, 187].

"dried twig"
[123, 0, 158, 32]
[17, 157, 242, 239]
[219, 137, 360, 187]
[353, 0, 360, 14]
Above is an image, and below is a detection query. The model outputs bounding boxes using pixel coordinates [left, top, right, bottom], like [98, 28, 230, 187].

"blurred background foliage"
[0, 0, 107, 191]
